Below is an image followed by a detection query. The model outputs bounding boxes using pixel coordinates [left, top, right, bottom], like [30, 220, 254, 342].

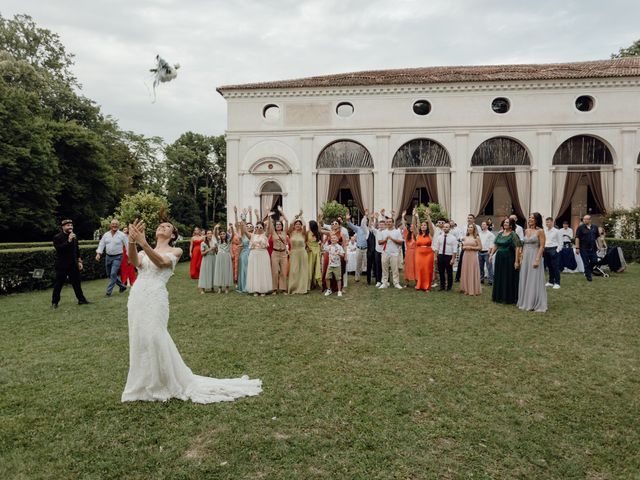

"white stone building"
[217, 58, 640, 228]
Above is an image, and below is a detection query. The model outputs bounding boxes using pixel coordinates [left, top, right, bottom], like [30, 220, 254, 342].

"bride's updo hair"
[159, 206, 179, 246]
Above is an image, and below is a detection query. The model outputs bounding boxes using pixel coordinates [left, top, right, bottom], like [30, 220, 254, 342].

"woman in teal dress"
[234, 206, 253, 293]
[489, 217, 522, 305]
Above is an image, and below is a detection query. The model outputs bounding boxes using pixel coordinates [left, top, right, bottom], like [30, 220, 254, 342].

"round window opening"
[491, 97, 510, 114]
[336, 102, 354, 117]
[413, 100, 432, 116]
[263, 104, 280, 121]
[575, 95, 595, 112]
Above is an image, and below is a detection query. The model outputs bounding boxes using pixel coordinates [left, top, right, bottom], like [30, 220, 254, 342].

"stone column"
[375, 134, 391, 211]
[300, 134, 314, 215]
[226, 135, 240, 221]
[620, 128, 638, 209]
[451, 131, 469, 223]
[535, 130, 553, 216]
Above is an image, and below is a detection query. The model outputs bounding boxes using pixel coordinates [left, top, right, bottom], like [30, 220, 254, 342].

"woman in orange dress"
[189, 227, 204, 279]
[230, 222, 242, 284]
[411, 208, 435, 292]
[400, 210, 416, 286]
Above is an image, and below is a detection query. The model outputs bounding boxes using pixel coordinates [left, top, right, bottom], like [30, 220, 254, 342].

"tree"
[101, 191, 169, 244]
[611, 39, 640, 58]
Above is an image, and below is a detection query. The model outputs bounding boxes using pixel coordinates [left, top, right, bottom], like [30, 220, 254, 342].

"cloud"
[1, 0, 638, 142]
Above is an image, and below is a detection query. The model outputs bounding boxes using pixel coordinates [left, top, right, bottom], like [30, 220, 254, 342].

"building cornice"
[220, 78, 640, 100]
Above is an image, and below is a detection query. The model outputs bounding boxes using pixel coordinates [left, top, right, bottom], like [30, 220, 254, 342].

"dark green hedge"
[606, 238, 640, 263]
[0, 240, 99, 250]
[0, 240, 190, 295]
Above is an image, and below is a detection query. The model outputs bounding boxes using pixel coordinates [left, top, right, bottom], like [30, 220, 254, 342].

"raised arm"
[129, 220, 175, 269]
[278, 206, 289, 233]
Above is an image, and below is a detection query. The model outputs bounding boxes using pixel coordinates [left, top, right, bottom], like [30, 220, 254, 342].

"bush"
[0, 240, 98, 250]
[604, 208, 640, 239]
[0, 240, 191, 295]
[606, 238, 640, 263]
[320, 201, 349, 223]
[100, 191, 170, 244]
[415, 203, 449, 223]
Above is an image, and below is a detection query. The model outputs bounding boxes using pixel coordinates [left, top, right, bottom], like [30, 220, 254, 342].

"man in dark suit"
[51, 219, 90, 308]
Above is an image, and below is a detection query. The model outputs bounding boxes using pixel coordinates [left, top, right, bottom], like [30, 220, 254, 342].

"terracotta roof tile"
[217, 58, 640, 93]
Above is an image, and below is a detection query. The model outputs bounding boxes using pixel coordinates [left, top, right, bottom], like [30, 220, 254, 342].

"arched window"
[471, 137, 530, 167]
[392, 139, 451, 169]
[317, 140, 373, 170]
[552, 135, 613, 166]
[259, 181, 283, 219]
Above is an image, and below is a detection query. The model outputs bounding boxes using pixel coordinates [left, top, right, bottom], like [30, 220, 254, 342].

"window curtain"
[327, 174, 344, 205]
[317, 173, 330, 209]
[599, 169, 614, 213]
[470, 171, 484, 217]
[392, 172, 405, 213]
[422, 174, 439, 205]
[260, 194, 275, 219]
[400, 174, 420, 217]
[552, 170, 568, 219]
[345, 174, 365, 214]
[359, 173, 374, 212]
[556, 171, 582, 220]
[515, 170, 531, 218]
[585, 171, 606, 214]
[436, 172, 451, 218]
[503, 172, 525, 221]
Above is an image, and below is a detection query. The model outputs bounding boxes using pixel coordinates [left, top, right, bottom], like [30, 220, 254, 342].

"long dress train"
[122, 252, 262, 403]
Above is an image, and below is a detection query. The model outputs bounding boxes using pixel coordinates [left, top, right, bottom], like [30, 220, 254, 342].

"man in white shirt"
[433, 222, 457, 291]
[559, 220, 574, 246]
[378, 217, 404, 289]
[478, 221, 495, 285]
[543, 217, 563, 289]
[369, 213, 387, 287]
[510, 214, 525, 241]
[96, 218, 129, 296]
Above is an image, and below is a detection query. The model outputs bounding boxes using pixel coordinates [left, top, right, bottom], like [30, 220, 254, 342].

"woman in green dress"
[286, 210, 309, 294]
[489, 217, 522, 304]
[306, 220, 323, 290]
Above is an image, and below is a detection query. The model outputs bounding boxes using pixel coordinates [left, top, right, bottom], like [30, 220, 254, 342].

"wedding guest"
[346, 235, 358, 274]
[490, 218, 522, 305]
[198, 229, 216, 294]
[234, 207, 252, 293]
[459, 223, 482, 296]
[575, 215, 600, 282]
[558, 220, 577, 272]
[411, 209, 435, 292]
[306, 220, 323, 290]
[51, 219, 90, 308]
[96, 218, 129, 296]
[455, 214, 481, 283]
[478, 221, 495, 285]
[365, 212, 377, 285]
[400, 210, 416, 287]
[213, 225, 233, 293]
[543, 217, 562, 289]
[378, 216, 403, 289]
[287, 212, 309, 294]
[517, 213, 547, 312]
[245, 212, 273, 296]
[120, 226, 137, 286]
[433, 222, 457, 291]
[231, 221, 242, 284]
[189, 227, 204, 279]
[323, 234, 345, 297]
[486, 218, 494, 232]
[509, 214, 525, 241]
[369, 212, 386, 287]
[345, 211, 369, 282]
[319, 214, 347, 292]
[269, 207, 290, 294]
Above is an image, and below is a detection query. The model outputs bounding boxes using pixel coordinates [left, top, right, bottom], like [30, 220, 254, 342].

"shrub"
[0, 240, 98, 250]
[100, 191, 170, 244]
[604, 207, 640, 239]
[415, 203, 449, 223]
[0, 240, 190, 295]
[320, 201, 349, 223]
[606, 238, 640, 263]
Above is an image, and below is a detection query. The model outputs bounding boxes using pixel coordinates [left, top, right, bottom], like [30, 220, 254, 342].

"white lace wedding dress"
[122, 252, 262, 403]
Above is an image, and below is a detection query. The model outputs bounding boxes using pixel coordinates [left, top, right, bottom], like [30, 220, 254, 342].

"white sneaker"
[394, 284, 403, 289]
[337, 291, 343, 297]
[378, 283, 387, 289]
[545, 282, 553, 287]
[553, 284, 561, 289]
[324, 289, 332, 296]
[375, 282, 382, 287]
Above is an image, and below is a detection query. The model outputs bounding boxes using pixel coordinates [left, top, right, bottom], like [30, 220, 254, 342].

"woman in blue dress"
[234, 206, 253, 293]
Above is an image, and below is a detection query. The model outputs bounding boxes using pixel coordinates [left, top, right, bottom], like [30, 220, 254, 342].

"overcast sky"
[2, 0, 638, 143]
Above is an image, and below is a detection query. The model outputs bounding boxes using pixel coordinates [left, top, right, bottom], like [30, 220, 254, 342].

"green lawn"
[1, 264, 639, 479]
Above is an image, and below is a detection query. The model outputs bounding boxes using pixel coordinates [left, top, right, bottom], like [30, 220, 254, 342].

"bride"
[121, 218, 262, 403]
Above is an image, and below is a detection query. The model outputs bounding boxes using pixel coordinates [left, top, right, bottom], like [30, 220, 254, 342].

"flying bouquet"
[149, 55, 180, 102]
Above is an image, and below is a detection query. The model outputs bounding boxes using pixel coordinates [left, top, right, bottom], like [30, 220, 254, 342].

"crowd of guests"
[185, 206, 621, 313]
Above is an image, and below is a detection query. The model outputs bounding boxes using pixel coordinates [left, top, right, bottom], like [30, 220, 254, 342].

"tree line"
[0, 14, 226, 241]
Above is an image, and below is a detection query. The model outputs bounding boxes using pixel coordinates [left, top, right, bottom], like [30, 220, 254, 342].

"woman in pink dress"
[459, 223, 482, 296]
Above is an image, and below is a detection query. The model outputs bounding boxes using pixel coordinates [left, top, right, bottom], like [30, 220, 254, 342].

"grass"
[1, 263, 639, 479]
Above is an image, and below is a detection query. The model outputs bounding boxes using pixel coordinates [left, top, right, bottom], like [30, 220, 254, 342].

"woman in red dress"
[401, 211, 416, 286]
[189, 227, 204, 279]
[412, 208, 435, 292]
[120, 227, 137, 286]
